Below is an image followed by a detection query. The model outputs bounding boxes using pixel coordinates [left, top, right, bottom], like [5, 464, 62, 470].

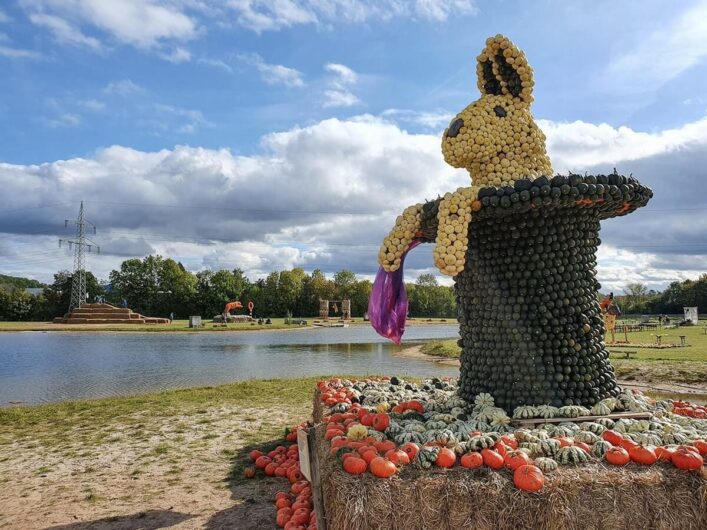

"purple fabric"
[368, 240, 420, 344]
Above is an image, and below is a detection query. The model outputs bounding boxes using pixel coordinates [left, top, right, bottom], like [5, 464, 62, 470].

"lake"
[0, 325, 460, 405]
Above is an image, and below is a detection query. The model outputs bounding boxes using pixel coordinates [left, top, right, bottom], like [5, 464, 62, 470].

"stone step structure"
[53, 303, 170, 325]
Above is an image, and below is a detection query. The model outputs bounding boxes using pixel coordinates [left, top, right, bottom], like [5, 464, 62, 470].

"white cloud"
[45, 112, 82, 127]
[1, 112, 706, 290]
[604, 0, 707, 91]
[29, 13, 102, 50]
[323, 89, 359, 108]
[22, 0, 196, 50]
[539, 116, 707, 171]
[323, 62, 360, 107]
[104, 79, 145, 96]
[227, 0, 477, 32]
[198, 57, 234, 73]
[160, 46, 191, 63]
[0, 45, 41, 59]
[238, 52, 305, 87]
[325, 63, 357, 84]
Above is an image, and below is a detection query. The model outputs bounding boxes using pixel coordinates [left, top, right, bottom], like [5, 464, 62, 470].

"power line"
[0, 202, 72, 214]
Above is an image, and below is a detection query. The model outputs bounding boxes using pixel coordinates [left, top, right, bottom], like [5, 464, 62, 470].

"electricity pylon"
[59, 202, 99, 312]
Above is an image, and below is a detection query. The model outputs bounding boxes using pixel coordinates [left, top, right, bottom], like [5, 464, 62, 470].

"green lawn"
[0, 377, 321, 449]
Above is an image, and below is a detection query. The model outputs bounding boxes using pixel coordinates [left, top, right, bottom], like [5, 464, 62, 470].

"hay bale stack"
[315, 425, 706, 530]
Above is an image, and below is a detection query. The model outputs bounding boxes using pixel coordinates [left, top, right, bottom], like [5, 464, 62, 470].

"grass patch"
[0, 377, 337, 453]
[420, 339, 460, 358]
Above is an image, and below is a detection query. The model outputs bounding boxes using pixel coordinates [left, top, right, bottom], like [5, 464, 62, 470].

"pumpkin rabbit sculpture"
[372, 34, 653, 412]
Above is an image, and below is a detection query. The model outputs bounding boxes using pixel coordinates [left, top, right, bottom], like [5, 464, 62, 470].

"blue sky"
[1, 0, 706, 290]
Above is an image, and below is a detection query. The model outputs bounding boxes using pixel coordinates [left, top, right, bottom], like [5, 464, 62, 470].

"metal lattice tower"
[59, 202, 100, 312]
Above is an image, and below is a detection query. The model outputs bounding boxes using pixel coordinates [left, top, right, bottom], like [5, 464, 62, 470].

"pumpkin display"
[672, 447, 704, 471]
[370, 457, 397, 478]
[605, 447, 630, 466]
[460, 451, 484, 469]
[243, 466, 257, 479]
[513, 464, 545, 492]
[629, 445, 658, 465]
[481, 448, 505, 470]
[556, 446, 589, 465]
[435, 447, 457, 468]
[372, 34, 652, 411]
[533, 457, 558, 473]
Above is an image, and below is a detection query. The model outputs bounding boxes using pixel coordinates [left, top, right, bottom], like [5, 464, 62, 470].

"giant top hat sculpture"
[369, 34, 652, 413]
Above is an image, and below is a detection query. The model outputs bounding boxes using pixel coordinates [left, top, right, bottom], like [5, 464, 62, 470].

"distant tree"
[0, 274, 45, 289]
[334, 270, 357, 300]
[39, 270, 103, 318]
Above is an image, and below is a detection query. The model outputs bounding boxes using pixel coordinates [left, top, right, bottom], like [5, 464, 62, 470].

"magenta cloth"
[368, 240, 420, 344]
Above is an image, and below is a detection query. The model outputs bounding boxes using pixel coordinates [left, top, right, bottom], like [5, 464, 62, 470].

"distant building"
[24, 288, 45, 297]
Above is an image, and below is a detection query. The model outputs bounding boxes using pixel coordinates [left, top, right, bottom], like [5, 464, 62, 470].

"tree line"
[3, 256, 702, 322]
[0, 255, 457, 321]
[611, 275, 707, 316]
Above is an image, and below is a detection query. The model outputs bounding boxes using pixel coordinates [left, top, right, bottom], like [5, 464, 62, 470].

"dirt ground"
[0, 404, 300, 530]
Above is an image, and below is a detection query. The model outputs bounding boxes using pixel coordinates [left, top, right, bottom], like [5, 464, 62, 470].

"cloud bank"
[1, 113, 705, 292]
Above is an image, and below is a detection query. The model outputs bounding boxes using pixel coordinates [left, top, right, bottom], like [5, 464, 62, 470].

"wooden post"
[299, 426, 328, 530]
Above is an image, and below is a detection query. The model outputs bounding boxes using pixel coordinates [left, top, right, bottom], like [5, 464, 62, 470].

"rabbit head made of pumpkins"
[441, 34, 552, 187]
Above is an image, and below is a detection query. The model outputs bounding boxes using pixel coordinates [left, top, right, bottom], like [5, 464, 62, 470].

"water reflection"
[0, 325, 459, 405]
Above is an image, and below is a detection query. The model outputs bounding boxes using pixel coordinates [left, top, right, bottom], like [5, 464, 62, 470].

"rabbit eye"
[494, 106, 507, 117]
[447, 118, 464, 138]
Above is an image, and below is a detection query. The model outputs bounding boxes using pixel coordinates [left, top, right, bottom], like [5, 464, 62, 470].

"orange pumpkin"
[249, 450, 263, 461]
[602, 430, 623, 446]
[692, 440, 707, 456]
[554, 436, 574, 448]
[504, 450, 531, 471]
[406, 400, 425, 413]
[574, 441, 591, 454]
[255, 456, 271, 469]
[372, 413, 390, 432]
[672, 447, 704, 470]
[275, 492, 290, 502]
[361, 449, 379, 464]
[370, 457, 397, 478]
[290, 508, 311, 526]
[243, 466, 257, 479]
[605, 447, 630, 466]
[620, 438, 639, 452]
[500, 435, 518, 449]
[342, 455, 367, 474]
[385, 449, 410, 465]
[360, 413, 375, 427]
[435, 447, 457, 468]
[275, 497, 292, 509]
[375, 440, 396, 454]
[629, 445, 657, 465]
[481, 449, 504, 470]
[655, 446, 675, 462]
[400, 442, 420, 461]
[460, 451, 484, 469]
[276, 507, 293, 528]
[513, 464, 544, 492]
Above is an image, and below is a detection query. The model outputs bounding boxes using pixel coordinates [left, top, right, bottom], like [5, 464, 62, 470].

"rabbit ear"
[476, 35, 534, 104]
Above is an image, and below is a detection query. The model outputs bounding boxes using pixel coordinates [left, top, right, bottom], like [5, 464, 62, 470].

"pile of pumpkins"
[244, 421, 319, 530]
[319, 377, 706, 492]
